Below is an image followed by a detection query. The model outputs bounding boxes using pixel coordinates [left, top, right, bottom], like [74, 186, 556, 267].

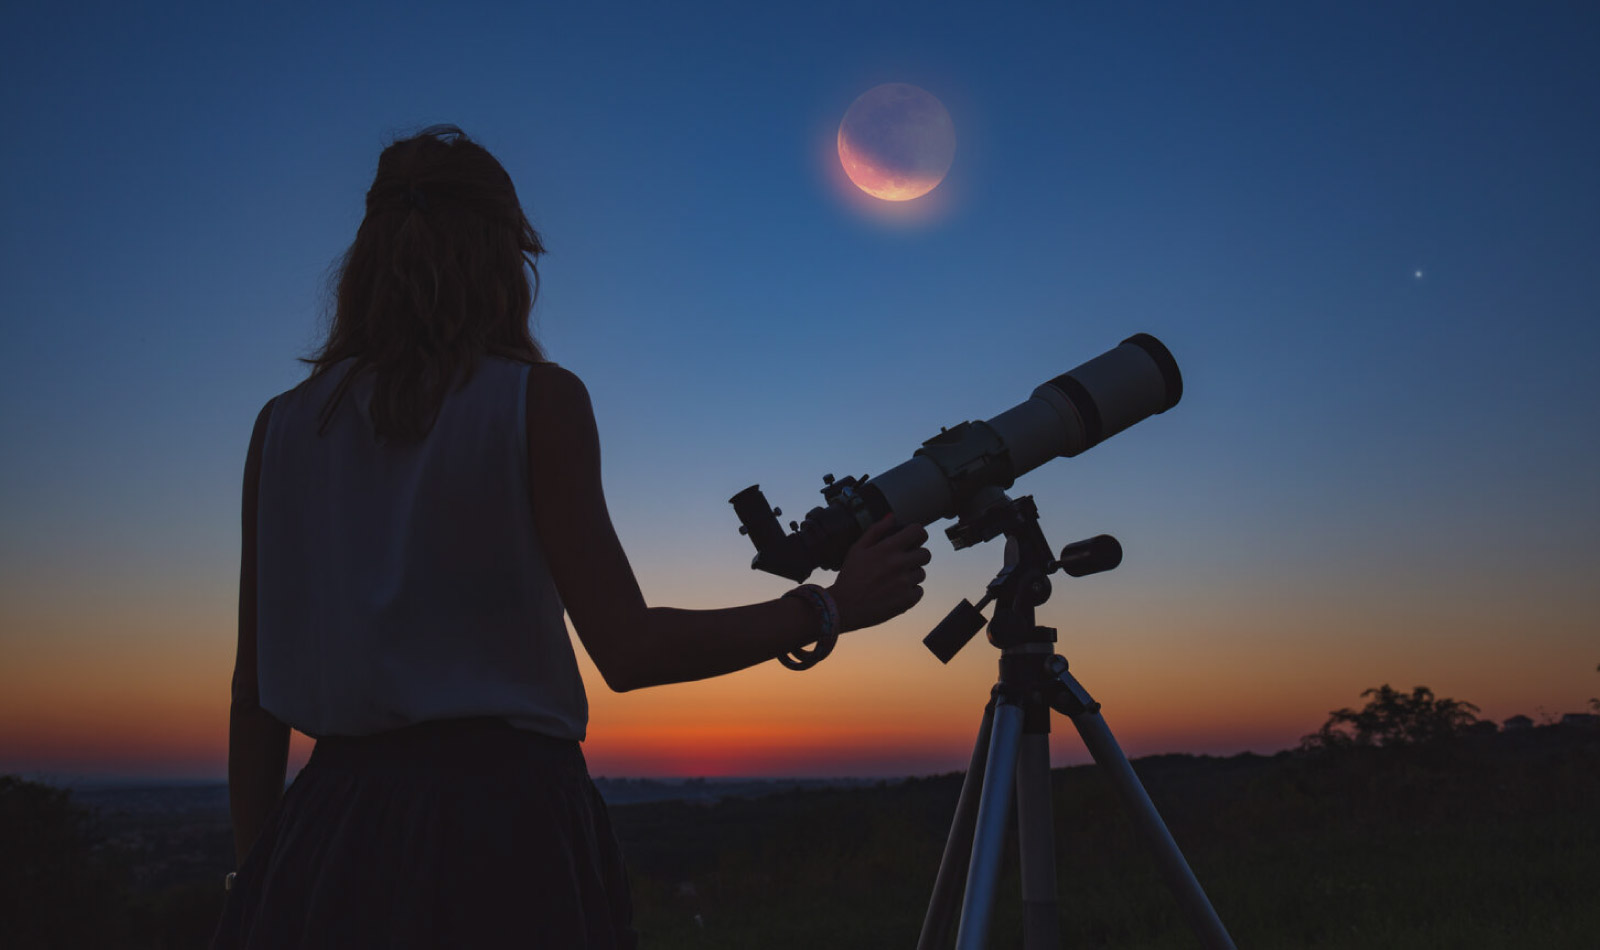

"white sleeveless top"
[254, 356, 587, 740]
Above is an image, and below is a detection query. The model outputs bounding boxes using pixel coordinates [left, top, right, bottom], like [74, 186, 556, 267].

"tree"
[0, 775, 125, 947]
[1301, 684, 1480, 751]
[1590, 662, 1599, 714]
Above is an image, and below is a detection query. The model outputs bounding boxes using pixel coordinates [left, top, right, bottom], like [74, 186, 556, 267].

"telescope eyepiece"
[730, 486, 814, 582]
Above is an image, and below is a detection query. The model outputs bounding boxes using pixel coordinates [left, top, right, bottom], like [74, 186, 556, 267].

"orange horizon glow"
[5, 635, 1591, 782]
[4, 565, 1595, 782]
[10, 695, 1590, 783]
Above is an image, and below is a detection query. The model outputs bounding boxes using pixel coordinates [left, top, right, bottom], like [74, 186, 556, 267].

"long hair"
[305, 125, 546, 441]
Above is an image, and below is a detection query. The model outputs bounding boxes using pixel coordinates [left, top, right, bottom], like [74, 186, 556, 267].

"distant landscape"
[5, 703, 1597, 949]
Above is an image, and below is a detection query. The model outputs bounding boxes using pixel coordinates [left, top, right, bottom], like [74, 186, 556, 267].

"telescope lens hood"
[1122, 332, 1183, 412]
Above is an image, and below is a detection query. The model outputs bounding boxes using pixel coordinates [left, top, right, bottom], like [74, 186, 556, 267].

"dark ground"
[4, 724, 1596, 948]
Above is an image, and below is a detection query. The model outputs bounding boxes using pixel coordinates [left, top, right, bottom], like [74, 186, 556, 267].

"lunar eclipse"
[837, 83, 956, 202]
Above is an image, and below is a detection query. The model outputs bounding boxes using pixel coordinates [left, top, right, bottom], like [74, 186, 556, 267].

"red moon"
[837, 83, 956, 202]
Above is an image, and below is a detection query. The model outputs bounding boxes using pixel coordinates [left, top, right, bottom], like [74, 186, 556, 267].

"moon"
[837, 83, 956, 202]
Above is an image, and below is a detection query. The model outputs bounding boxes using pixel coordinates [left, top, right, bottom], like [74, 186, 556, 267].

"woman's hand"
[828, 517, 932, 632]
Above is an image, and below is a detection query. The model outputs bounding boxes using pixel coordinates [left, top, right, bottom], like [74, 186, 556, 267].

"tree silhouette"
[0, 775, 125, 947]
[1591, 661, 1598, 714]
[1301, 684, 1480, 751]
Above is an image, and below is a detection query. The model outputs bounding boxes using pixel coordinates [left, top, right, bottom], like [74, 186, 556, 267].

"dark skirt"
[211, 718, 636, 949]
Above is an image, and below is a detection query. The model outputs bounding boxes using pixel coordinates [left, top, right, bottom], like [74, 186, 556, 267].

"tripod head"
[923, 490, 1122, 663]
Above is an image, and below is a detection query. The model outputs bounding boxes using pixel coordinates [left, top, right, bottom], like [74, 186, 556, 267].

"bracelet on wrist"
[780, 584, 839, 670]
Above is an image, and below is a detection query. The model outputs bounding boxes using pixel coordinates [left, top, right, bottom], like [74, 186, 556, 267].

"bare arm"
[228, 398, 291, 864]
[526, 365, 928, 692]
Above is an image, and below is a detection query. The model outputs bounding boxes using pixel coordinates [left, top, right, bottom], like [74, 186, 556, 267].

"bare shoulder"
[525, 361, 592, 413]
[254, 396, 278, 431]
[524, 362, 599, 460]
[246, 396, 279, 466]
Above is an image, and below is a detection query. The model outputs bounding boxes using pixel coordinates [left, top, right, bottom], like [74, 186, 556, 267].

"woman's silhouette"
[212, 126, 929, 948]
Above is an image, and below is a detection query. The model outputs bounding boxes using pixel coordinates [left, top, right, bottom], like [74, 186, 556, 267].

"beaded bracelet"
[780, 584, 840, 670]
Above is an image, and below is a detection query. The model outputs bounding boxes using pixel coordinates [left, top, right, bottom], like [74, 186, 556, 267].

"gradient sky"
[2, 2, 1596, 780]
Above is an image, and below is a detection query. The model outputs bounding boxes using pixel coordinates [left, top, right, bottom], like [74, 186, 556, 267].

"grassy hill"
[4, 724, 1595, 947]
[616, 725, 1599, 948]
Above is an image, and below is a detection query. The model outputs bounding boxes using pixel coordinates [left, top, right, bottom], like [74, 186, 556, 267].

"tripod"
[916, 492, 1236, 950]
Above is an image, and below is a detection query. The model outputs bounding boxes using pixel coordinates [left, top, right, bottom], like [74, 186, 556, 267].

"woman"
[213, 126, 930, 948]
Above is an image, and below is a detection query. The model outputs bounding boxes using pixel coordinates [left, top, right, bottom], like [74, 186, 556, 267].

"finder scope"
[731, 333, 1182, 582]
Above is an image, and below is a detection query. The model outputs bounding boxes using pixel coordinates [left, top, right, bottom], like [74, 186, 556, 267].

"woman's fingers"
[894, 523, 930, 549]
[882, 541, 932, 574]
[887, 525, 929, 586]
[856, 514, 899, 547]
[831, 518, 932, 631]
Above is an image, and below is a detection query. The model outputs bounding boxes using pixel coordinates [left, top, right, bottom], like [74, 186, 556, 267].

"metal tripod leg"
[1015, 731, 1059, 950]
[954, 699, 1024, 950]
[1054, 663, 1238, 950]
[917, 701, 995, 950]
[920, 698, 1063, 950]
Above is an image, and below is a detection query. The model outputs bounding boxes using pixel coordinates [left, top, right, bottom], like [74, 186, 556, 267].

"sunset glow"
[2, 4, 1596, 785]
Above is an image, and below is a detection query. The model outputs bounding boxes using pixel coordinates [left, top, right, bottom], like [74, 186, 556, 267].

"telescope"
[732, 333, 1236, 950]
[731, 333, 1182, 582]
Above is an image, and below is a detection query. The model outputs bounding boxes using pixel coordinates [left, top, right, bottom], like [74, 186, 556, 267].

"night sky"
[2, 1, 1596, 779]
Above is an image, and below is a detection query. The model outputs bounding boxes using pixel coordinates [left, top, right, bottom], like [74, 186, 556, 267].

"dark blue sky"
[3, 2, 1597, 777]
